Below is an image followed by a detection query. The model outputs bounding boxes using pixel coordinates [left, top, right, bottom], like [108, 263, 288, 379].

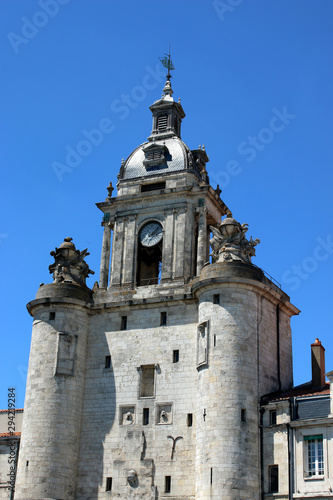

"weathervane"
[159, 43, 175, 80]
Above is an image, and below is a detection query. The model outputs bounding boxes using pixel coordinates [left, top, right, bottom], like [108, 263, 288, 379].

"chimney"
[311, 338, 325, 388]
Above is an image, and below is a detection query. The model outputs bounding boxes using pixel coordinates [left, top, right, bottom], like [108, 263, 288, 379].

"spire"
[149, 51, 184, 140]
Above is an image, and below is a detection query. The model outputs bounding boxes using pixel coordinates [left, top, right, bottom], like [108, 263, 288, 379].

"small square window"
[143, 408, 149, 425]
[165, 475, 171, 493]
[49, 312, 56, 320]
[161, 311, 167, 326]
[121, 316, 127, 330]
[105, 355, 111, 368]
[241, 409, 246, 422]
[269, 465, 278, 493]
[106, 477, 112, 492]
[213, 294, 220, 304]
[270, 410, 277, 426]
[173, 350, 179, 363]
[187, 413, 193, 427]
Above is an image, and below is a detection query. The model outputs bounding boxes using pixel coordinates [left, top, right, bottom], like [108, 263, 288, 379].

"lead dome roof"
[117, 79, 209, 184]
[120, 137, 193, 180]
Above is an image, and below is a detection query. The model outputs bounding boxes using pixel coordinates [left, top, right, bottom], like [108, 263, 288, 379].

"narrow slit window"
[214, 334, 216, 347]
[121, 316, 127, 330]
[106, 477, 112, 492]
[165, 475, 171, 493]
[241, 409, 246, 422]
[210, 467, 213, 484]
[49, 312, 56, 320]
[173, 350, 179, 363]
[187, 413, 193, 427]
[143, 408, 149, 425]
[105, 355, 111, 368]
[269, 465, 278, 493]
[270, 410, 277, 426]
[161, 311, 167, 326]
[213, 294, 220, 304]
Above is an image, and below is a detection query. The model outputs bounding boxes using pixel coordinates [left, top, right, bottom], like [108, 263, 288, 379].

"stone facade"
[13, 78, 303, 499]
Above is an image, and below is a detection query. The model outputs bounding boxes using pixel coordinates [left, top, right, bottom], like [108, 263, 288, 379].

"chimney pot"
[311, 338, 325, 388]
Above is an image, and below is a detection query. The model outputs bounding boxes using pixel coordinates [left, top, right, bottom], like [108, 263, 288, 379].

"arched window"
[137, 221, 163, 286]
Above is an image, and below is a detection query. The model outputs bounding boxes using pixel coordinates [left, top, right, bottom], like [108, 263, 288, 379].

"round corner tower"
[192, 214, 299, 499]
[15, 238, 94, 500]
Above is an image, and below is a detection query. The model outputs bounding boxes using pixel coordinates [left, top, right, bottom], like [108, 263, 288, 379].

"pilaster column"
[196, 206, 207, 276]
[99, 222, 112, 288]
[161, 209, 175, 281]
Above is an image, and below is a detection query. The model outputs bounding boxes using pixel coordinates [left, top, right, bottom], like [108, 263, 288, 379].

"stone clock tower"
[15, 76, 299, 499]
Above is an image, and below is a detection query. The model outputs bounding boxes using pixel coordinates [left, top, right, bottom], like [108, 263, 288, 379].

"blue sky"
[1, 0, 333, 409]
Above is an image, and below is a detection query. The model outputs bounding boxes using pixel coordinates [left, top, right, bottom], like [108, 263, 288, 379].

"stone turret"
[15, 238, 93, 500]
[192, 215, 299, 499]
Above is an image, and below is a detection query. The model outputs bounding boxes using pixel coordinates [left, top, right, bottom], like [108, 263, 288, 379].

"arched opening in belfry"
[136, 221, 163, 286]
[137, 244, 162, 286]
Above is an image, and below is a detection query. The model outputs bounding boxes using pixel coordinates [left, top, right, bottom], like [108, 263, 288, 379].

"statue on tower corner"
[210, 212, 260, 264]
[49, 237, 94, 287]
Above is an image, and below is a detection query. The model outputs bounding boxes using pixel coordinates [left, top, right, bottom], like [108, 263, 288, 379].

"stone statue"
[49, 237, 94, 286]
[210, 212, 260, 264]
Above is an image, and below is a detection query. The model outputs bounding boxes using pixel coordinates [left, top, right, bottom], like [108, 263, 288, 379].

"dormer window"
[157, 114, 168, 130]
[146, 151, 163, 161]
[142, 143, 169, 169]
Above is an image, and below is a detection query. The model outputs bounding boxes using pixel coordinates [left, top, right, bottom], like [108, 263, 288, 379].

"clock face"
[139, 221, 163, 247]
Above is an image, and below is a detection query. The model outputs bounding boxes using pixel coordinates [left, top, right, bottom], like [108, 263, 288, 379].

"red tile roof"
[262, 382, 330, 403]
[0, 409, 23, 413]
[0, 432, 21, 438]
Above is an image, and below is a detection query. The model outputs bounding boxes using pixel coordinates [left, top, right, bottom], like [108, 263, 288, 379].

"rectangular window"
[187, 413, 193, 427]
[269, 465, 278, 493]
[49, 312, 56, 320]
[305, 435, 324, 476]
[213, 294, 220, 304]
[105, 355, 111, 368]
[121, 316, 127, 330]
[160, 311, 167, 326]
[141, 181, 166, 192]
[173, 350, 179, 363]
[140, 365, 155, 397]
[165, 475, 171, 493]
[143, 408, 149, 425]
[106, 477, 112, 491]
[270, 410, 277, 426]
[241, 409, 246, 422]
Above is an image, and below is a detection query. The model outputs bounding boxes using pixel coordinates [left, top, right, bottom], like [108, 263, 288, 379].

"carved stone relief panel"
[197, 320, 209, 369]
[156, 403, 173, 425]
[119, 405, 136, 425]
[55, 332, 77, 376]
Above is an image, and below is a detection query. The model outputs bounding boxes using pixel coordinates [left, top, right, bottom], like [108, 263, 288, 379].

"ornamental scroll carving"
[210, 212, 260, 264]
